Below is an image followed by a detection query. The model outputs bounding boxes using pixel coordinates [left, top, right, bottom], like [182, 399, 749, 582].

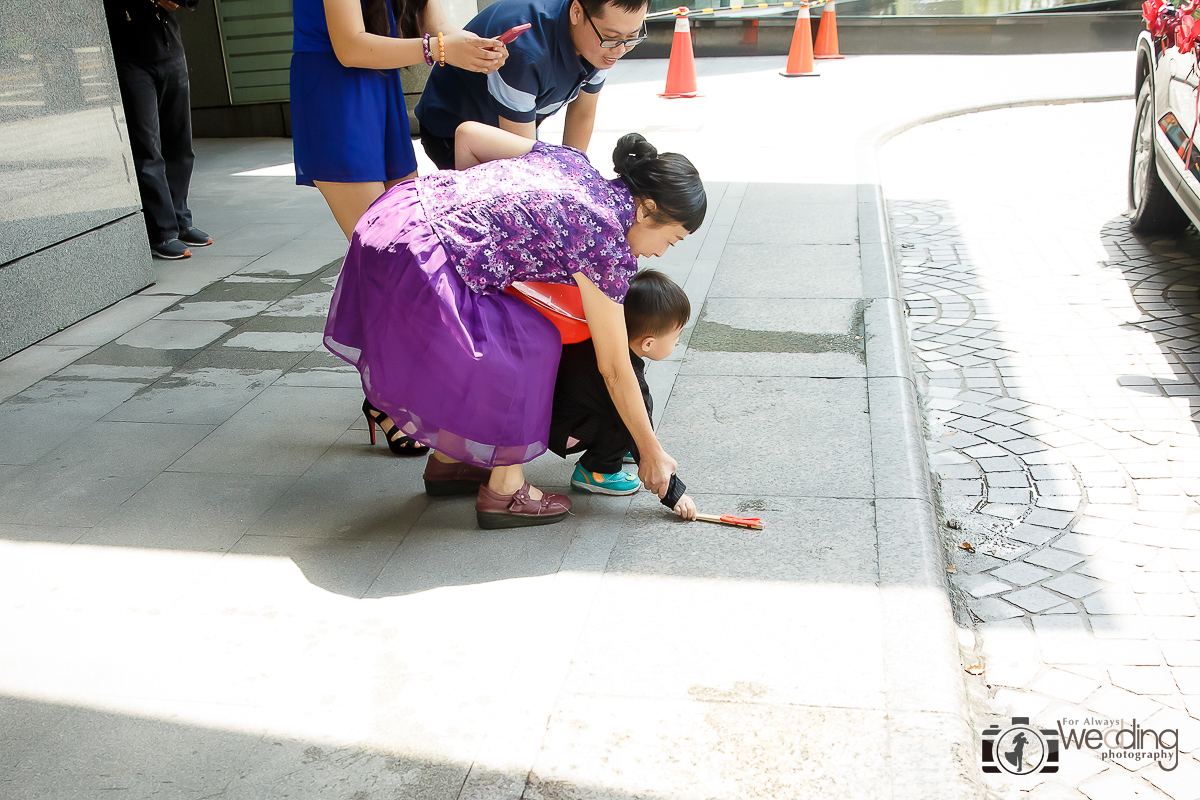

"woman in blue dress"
[292, 0, 506, 452]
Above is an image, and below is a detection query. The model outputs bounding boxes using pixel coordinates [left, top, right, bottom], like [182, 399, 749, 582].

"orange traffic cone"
[780, 3, 818, 78]
[744, 18, 758, 45]
[814, 0, 845, 59]
[659, 9, 699, 98]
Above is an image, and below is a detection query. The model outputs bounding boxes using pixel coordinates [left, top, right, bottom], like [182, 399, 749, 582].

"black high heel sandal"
[362, 399, 430, 456]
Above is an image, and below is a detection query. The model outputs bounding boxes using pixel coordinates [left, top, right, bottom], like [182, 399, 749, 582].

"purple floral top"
[416, 142, 638, 302]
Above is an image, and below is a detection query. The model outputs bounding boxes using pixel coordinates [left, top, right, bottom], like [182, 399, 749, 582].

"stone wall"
[0, 0, 152, 359]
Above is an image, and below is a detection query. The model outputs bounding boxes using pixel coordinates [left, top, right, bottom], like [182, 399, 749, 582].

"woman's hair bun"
[609, 132, 708, 235]
[613, 133, 658, 177]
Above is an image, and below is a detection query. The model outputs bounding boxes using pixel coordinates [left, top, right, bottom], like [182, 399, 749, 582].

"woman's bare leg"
[489, 464, 544, 499]
[317, 174, 420, 445]
[314, 174, 417, 241]
[430, 456, 545, 500]
[384, 172, 415, 190]
[313, 180, 386, 241]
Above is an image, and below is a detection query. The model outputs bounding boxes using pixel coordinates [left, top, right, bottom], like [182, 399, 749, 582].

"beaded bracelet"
[437, 32, 445, 67]
[421, 33, 434, 66]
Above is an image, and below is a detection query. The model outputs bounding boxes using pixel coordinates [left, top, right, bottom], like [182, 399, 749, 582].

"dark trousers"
[115, 55, 195, 244]
[568, 413, 639, 475]
[419, 129, 456, 171]
[549, 343, 651, 475]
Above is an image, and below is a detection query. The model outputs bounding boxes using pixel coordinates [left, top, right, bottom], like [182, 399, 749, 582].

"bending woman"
[293, 0, 506, 454]
[324, 122, 706, 529]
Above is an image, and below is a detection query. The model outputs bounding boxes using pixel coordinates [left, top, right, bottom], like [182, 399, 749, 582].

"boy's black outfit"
[549, 340, 652, 474]
[103, 0, 201, 249]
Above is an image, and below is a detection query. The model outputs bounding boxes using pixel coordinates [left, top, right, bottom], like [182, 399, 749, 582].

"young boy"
[548, 270, 697, 519]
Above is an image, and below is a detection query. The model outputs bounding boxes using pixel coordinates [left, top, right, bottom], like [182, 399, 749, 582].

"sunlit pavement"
[0, 53, 1134, 798]
[883, 103, 1200, 798]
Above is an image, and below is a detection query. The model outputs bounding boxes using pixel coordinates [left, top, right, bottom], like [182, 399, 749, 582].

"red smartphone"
[497, 23, 531, 44]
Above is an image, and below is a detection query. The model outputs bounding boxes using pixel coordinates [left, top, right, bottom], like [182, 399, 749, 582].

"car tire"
[1129, 79, 1191, 235]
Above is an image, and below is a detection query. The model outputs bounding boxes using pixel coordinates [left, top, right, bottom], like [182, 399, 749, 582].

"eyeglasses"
[580, 5, 647, 49]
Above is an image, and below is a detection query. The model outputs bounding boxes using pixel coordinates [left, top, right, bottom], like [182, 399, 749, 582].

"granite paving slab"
[657, 375, 874, 498]
[0, 378, 150, 465]
[0, 344, 99, 402]
[0, 424, 215, 526]
[527, 695, 893, 800]
[115, 319, 233, 350]
[727, 203, 861, 246]
[142, 253, 262, 296]
[708, 242, 864, 299]
[0, 697, 264, 800]
[40, 294, 182, 347]
[165, 385, 362, 476]
[101, 367, 281, 425]
[245, 429, 430, 542]
[80, 471, 298, 552]
[202, 222, 313, 258]
[363, 495, 583, 598]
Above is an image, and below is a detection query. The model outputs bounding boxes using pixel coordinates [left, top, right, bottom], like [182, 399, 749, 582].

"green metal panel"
[214, 0, 294, 105]
[227, 53, 292, 72]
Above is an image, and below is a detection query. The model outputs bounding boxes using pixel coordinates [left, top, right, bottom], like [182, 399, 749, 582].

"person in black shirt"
[549, 269, 696, 518]
[103, 0, 212, 259]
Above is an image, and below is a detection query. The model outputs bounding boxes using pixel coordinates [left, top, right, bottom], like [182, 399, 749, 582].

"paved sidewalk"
[0, 53, 1133, 798]
[882, 102, 1200, 799]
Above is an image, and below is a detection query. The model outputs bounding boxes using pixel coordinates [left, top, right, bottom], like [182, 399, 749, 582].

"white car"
[1131, 3, 1200, 233]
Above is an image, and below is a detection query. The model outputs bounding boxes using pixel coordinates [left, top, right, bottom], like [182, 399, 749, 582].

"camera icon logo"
[982, 717, 1060, 775]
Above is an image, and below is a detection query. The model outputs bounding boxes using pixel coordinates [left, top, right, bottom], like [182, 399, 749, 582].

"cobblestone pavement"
[882, 101, 1200, 798]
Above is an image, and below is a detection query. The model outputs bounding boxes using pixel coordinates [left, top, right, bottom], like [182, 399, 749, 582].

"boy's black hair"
[578, 0, 651, 17]
[624, 270, 691, 341]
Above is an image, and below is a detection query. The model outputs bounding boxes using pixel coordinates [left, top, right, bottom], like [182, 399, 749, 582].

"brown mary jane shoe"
[475, 482, 571, 529]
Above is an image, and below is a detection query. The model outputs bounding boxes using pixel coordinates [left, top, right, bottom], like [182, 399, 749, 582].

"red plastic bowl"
[505, 281, 591, 343]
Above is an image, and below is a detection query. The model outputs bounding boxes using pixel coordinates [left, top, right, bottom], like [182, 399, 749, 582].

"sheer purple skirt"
[324, 181, 562, 467]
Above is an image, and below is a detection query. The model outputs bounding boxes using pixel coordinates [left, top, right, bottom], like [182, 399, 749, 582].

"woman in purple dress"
[324, 122, 706, 528]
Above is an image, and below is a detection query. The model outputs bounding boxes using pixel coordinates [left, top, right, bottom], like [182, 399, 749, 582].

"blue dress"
[290, 0, 418, 186]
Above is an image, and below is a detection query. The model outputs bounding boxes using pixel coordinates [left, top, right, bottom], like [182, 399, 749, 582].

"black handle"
[661, 474, 686, 509]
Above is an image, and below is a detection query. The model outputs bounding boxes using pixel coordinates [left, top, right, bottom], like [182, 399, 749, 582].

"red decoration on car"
[1144, 0, 1200, 51]
[1145, 0, 1163, 37]
[1182, 12, 1200, 52]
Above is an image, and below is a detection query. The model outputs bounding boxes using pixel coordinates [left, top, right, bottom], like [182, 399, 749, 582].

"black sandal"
[362, 399, 430, 456]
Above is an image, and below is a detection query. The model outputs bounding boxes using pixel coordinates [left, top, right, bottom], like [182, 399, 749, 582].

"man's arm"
[480, 43, 541, 139]
[498, 116, 537, 141]
[562, 88, 599, 152]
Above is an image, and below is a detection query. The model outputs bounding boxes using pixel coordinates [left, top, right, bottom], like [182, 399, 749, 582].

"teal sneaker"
[570, 463, 642, 495]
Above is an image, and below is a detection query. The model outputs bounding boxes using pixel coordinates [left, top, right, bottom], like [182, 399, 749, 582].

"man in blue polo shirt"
[416, 0, 649, 169]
